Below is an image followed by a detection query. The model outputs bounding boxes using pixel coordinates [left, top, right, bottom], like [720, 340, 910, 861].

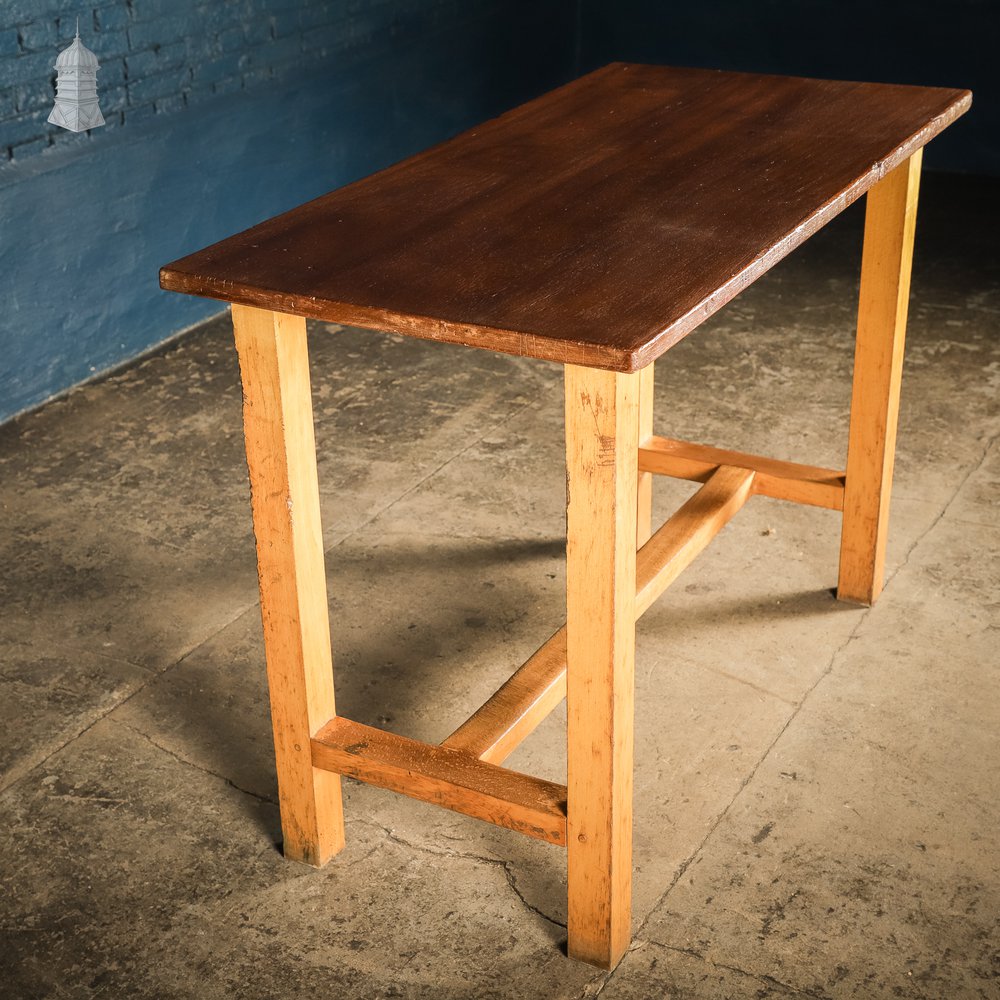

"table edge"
[159, 78, 972, 373]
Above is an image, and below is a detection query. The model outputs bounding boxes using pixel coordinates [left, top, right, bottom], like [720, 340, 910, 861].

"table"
[160, 64, 970, 969]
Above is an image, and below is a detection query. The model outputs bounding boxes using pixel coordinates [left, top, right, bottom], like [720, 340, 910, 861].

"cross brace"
[309, 460, 780, 844]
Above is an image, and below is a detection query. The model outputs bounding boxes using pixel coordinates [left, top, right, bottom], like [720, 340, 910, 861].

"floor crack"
[1, 695, 138, 797]
[500, 859, 568, 929]
[882, 427, 999, 586]
[111, 719, 277, 806]
[644, 939, 834, 998]
[348, 817, 497, 863]
[349, 818, 567, 928]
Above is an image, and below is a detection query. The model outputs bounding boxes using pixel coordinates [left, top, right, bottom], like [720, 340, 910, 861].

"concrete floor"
[1, 173, 998, 999]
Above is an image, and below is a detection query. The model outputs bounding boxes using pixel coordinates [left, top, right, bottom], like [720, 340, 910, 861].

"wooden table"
[160, 64, 970, 969]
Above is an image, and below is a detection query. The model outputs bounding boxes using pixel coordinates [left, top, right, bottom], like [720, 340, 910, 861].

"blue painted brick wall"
[1, 0, 469, 162]
[0, 0, 577, 422]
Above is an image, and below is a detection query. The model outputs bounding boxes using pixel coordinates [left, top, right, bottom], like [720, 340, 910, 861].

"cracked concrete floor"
[1, 173, 998, 999]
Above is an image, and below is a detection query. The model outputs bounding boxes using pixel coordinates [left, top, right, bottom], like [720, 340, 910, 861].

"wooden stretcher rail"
[311, 717, 568, 845]
[638, 436, 845, 510]
[635, 464, 755, 614]
[440, 465, 756, 768]
[442, 627, 568, 765]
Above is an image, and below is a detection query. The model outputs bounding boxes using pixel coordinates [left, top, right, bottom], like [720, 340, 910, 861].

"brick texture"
[0, 0, 465, 162]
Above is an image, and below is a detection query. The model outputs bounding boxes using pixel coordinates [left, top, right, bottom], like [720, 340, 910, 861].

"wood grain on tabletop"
[161, 64, 971, 371]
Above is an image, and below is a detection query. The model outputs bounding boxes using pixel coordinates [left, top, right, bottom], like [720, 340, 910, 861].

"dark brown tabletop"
[160, 64, 970, 372]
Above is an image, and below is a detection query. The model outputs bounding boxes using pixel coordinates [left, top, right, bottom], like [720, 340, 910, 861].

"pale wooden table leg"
[232, 304, 345, 866]
[637, 363, 655, 546]
[564, 364, 640, 969]
[838, 150, 922, 605]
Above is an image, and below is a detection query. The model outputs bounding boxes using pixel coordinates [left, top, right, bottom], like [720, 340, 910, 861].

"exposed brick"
[241, 18, 275, 46]
[154, 92, 184, 114]
[87, 28, 131, 59]
[127, 14, 189, 51]
[217, 26, 245, 54]
[10, 134, 50, 158]
[2, 2, 91, 31]
[2, 110, 50, 146]
[56, 17, 88, 43]
[271, 10, 299, 38]
[197, 5, 238, 35]
[181, 80, 213, 105]
[122, 101, 156, 125]
[0, 51, 56, 88]
[212, 75, 243, 96]
[127, 0, 178, 23]
[100, 84, 127, 112]
[98, 57, 127, 87]
[0, 85, 16, 117]
[191, 52, 245, 87]
[52, 126, 91, 149]
[95, 5, 131, 32]
[183, 34, 218, 61]
[125, 40, 187, 78]
[18, 18, 59, 52]
[15, 79, 55, 113]
[99, 108, 125, 131]
[126, 66, 190, 104]
[0, 28, 20, 56]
